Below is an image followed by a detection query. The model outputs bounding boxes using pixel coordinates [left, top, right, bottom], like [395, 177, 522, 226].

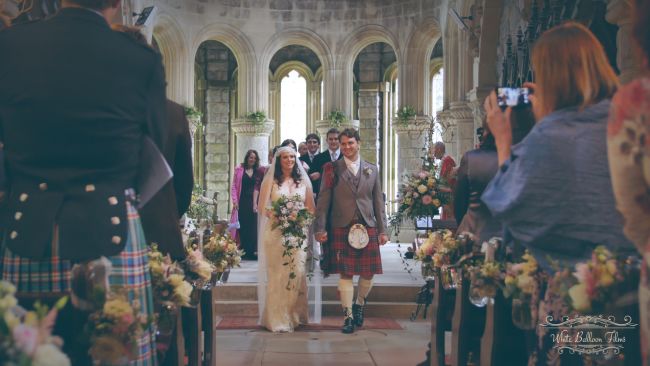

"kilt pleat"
[326, 227, 382, 277]
[0, 201, 158, 366]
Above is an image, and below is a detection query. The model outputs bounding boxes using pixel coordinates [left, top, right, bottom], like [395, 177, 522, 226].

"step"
[214, 283, 425, 302]
[214, 300, 420, 318]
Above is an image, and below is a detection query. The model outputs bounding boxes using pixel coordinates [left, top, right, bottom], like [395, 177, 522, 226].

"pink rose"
[421, 195, 432, 205]
[418, 171, 427, 179]
[13, 324, 38, 355]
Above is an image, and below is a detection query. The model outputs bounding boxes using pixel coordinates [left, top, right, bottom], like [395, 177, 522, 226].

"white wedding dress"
[260, 180, 309, 332]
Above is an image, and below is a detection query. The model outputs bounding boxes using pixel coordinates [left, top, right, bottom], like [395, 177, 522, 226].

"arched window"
[431, 68, 444, 142]
[280, 70, 307, 144]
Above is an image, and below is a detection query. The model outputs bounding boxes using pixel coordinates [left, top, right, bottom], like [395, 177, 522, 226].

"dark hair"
[633, 0, 650, 63]
[326, 128, 340, 138]
[305, 133, 320, 144]
[339, 128, 360, 141]
[280, 139, 297, 151]
[242, 149, 260, 170]
[478, 117, 496, 151]
[67, 0, 116, 10]
[273, 150, 302, 187]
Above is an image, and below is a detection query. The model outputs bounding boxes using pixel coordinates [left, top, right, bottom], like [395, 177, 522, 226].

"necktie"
[349, 161, 358, 175]
[331, 152, 336, 161]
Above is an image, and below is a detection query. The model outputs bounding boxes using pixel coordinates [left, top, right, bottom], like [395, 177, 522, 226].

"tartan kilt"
[0, 200, 158, 366]
[324, 226, 382, 277]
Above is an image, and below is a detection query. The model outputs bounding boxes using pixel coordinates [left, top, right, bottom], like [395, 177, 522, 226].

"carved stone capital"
[391, 115, 432, 134]
[449, 102, 474, 121]
[315, 119, 360, 136]
[231, 119, 275, 136]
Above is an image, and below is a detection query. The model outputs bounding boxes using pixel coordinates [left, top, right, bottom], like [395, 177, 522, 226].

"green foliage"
[184, 106, 203, 119]
[186, 185, 211, 222]
[327, 109, 347, 127]
[396, 105, 417, 123]
[246, 111, 266, 124]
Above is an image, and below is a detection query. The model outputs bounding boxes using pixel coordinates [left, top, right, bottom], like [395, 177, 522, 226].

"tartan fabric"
[325, 227, 382, 277]
[0, 201, 157, 366]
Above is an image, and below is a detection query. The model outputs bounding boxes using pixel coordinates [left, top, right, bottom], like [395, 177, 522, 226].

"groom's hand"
[379, 233, 389, 246]
[315, 232, 328, 243]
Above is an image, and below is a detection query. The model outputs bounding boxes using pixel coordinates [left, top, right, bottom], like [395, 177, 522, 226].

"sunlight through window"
[431, 68, 444, 142]
[281, 70, 307, 145]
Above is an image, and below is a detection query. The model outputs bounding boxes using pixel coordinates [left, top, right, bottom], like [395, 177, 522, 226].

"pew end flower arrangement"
[148, 244, 193, 310]
[181, 245, 216, 292]
[502, 251, 544, 329]
[202, 232, 244, 284]
[270, 194, 314, 290]
[412, 230, 474, 289]
[0, 281, 71, 366]
[389, 170, 452, 235]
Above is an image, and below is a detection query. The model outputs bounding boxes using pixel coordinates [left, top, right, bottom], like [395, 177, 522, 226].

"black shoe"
[342, 316, 355, 334]
[352, 303, 365, 327]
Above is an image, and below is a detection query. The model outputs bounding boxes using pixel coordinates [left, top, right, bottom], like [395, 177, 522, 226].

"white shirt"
[344, 155, 361, 176]
[329, 148, 340, 161]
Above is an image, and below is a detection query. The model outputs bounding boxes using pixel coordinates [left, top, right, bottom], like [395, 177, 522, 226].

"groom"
[314, 128, 388, 334]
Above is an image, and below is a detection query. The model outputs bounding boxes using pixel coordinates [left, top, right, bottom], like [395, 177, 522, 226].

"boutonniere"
[363, 166, 373, 176]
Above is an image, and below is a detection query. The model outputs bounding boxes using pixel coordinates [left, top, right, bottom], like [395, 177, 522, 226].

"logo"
[540, 315, 638, 355]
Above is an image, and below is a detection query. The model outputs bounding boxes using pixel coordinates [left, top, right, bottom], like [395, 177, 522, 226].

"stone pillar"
[204, 87, 231, 220]
[268, 81, 281, 147]
[232, 119, 275, 171]
[309, 82, 322, 135]
[357, 84, 383, 164]
[606, 0, 644, 84]
[449, 102, 475, 161]
[315, 119, 361, 147]
[392, 117, 431, 243]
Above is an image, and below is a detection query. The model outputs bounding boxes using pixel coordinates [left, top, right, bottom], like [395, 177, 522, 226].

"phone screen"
[496, 87, 530, 108]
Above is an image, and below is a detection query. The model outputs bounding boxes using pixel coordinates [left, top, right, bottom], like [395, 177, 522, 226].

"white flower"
[33, 344, 71, 366]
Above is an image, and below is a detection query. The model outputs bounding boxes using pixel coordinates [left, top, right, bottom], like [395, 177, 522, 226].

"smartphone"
[496, 87, 531, 108]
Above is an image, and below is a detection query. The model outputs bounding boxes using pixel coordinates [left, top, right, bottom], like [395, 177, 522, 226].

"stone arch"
[403, 17, 442, 115]
[152, 12, 189, 103]
[338, 24, 400, 115]
[260, 28, 333, 115]
[191, 23, 256, 115]
[271, 60, 316, 83]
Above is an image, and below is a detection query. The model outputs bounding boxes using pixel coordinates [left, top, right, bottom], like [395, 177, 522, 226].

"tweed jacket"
[314, 158, 387, 234]
[0, 8, 167, 260]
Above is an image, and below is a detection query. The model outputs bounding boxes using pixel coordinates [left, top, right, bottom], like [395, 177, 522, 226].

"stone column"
[309, 82, 322, 135]
[392, 117, 431, 242]
[232, 119, 275, 170]
[606, 0, 644, 84]
[449, 102, 475, 161]
[357, 83, 383, 164]
[204, 87, 231, 220]
[315, 119, 361, 147]
[268, 81, 281, 147]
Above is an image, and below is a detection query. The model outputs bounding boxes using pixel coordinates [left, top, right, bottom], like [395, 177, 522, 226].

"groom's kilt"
[325, 226, 382, 277]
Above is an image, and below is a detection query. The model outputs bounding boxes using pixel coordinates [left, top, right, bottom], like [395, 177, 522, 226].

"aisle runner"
[216, 316, 403, 330]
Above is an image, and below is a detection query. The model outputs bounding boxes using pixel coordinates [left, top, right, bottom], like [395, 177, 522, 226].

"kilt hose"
[0, 201, 158, 366]
[323, 226, 382, 278]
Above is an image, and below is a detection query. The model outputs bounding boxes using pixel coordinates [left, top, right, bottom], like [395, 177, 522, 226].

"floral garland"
[270, 194, 314, 290]
[0, 281, 70, 366]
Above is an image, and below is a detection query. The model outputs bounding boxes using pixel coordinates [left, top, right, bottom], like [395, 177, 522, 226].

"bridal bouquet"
[270, 194, 314, 290]
[0, 281, 70, 366]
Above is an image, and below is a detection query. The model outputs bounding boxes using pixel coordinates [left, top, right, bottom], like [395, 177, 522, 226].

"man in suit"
[299, 133, 321, 194]
[310, 128, 342, 195]
[140, 100, 193, 260]
[315, 128, 388, 334]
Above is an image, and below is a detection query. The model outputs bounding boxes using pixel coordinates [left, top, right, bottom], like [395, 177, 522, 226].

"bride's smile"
[280, 152, 296, 174]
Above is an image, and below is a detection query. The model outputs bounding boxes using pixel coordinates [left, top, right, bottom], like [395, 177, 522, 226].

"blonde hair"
[531, 22, 619, 117]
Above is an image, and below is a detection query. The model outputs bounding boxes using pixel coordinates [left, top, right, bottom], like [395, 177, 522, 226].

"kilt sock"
[356, 277, 373, 305]
[338, 278, 354, 316]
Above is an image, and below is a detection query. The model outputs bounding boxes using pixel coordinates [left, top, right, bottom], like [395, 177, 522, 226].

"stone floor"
[213, 319, 430, 366]
[212, 242, 432, 365]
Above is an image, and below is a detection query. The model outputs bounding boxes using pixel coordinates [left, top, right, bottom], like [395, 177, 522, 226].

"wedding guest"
[230, 149, 262, 259]
[455, 109, 534, 243]
[430, 141, 456, 220]
[300, 133, 322, 195]
[0, 0, 166, 363]
[482, 22, 635, 270]
[311, 128, 342, 192]
[298, 141, 308, 157]
[607, 0, 650, 362]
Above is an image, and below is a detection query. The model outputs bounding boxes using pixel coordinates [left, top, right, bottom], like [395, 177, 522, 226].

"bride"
[257, 146, 316, 332]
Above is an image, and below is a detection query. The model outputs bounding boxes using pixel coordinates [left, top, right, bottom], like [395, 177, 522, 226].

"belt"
[347, 217, 367, 228]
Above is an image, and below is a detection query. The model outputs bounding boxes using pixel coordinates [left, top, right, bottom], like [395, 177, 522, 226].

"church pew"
[200, 286, 218, 366]
[450, 270, 485, 366]
[480, 292, 527, 366]
[182, 304, 202, 366]
[429, 274, 456, 366]
[161, 309, 186, 366]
